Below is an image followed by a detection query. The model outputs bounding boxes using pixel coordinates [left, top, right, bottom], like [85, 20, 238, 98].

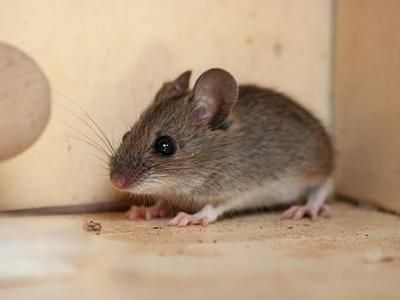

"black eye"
[154, 135, 176, 156]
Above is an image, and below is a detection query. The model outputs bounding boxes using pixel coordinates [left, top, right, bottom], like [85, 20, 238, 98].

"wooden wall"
[335, 0, 400, 212]
[0, 0, 332, 209]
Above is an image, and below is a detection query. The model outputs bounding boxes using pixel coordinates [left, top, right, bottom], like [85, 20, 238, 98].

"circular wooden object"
[0, 43, 50, 160]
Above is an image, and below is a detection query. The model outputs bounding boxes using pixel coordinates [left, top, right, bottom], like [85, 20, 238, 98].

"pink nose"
[110, 173, 127, 189]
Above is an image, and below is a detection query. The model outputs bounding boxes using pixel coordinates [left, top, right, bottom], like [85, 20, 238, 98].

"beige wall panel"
[335, 0, 400, 212]
[0, 0, 332, 209]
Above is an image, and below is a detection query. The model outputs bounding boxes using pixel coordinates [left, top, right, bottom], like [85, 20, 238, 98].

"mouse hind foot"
[280, 203, 331, 221]
[281, 178, 333, 221]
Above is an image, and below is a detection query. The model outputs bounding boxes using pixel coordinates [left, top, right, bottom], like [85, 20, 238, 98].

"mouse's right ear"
[154, 71, 191, 103]
[192, 68, 238, 130]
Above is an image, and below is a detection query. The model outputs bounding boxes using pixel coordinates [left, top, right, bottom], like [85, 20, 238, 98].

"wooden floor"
[0, 201, 399, 300]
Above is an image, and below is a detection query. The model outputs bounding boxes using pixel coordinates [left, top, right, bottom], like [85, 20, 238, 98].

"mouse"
[109, 68, 334, 226]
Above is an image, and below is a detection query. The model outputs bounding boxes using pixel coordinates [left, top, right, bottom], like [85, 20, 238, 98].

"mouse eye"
[153, 135, 176, 156]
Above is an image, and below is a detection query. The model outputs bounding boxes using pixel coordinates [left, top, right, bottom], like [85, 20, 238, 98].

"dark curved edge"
[0, 200, 134, 216]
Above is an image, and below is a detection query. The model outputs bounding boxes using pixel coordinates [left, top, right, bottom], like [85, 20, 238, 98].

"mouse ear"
[154, 71, 191, 103]
[192, 68, 238, 129]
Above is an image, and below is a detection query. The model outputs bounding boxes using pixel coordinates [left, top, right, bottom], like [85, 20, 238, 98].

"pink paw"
[126, 200, 171, 220]
[281, 204, 331, 221]
[168, 212, 209, 227]
[168, 205, 219, 227]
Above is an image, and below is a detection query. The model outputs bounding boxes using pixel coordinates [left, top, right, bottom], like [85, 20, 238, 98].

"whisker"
[65, 134, 110, 159]
[85, 152, 110, 166]
[55, 101, 114, 155]
[55, 117, 111, 157]
[53, 90, 116, 155]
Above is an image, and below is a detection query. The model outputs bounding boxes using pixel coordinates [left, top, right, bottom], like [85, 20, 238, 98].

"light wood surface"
[0, 202, 399, 300]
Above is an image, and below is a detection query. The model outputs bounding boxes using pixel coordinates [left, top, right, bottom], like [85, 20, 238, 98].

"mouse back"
[109, 68, 333, 202]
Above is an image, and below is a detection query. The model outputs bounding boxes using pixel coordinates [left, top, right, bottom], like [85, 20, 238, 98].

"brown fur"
[109, 69, 334, 212]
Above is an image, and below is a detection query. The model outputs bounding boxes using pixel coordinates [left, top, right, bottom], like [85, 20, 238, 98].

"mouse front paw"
[126, 199, 172, 220]
[168, 212, 209, 226]
[168, 204, 219, 227]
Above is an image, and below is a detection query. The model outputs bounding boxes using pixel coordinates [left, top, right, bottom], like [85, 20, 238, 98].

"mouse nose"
[110, 172, 127, 189]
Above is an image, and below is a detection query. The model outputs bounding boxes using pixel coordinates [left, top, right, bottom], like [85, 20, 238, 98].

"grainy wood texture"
[0, 43, 50, 160]
[335, 0, 400, 213]
[0, 202, 399, 300]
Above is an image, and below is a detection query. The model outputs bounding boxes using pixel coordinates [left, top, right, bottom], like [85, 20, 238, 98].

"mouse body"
[109, 68, 334, 226]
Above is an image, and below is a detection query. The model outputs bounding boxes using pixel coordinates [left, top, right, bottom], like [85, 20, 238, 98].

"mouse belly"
[125, 175, 332, 226]
[215, 175, 321, 212]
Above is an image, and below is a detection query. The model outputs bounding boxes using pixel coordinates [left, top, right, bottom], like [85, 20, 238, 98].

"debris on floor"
[83, 220, 102, 235]
[1, 202, 399, 300]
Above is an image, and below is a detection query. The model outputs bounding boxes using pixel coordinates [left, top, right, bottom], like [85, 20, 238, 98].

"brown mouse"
[109, 68, 334, 226]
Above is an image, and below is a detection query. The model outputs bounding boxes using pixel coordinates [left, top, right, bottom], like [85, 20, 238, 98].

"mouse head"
[109, 68, 238, 196]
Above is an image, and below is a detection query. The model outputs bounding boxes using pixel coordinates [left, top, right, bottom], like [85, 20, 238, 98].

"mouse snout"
[110, 172, 128, 189]
[110, 167, 147, 190]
